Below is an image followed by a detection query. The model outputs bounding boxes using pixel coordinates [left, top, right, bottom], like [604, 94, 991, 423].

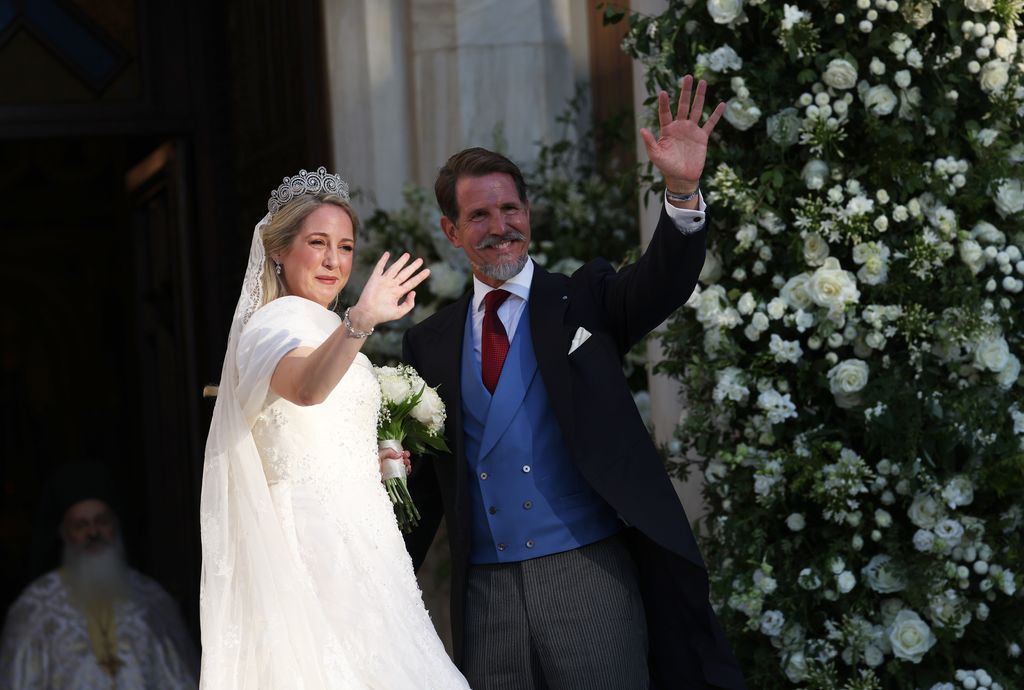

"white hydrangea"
[757, 389, 798, 424]
[770, 334, 804, 364]
[713, 366, 750, 403]
[697, 44, 744, 72]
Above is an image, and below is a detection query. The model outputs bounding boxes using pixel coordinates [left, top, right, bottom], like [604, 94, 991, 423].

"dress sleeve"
[235, 297, 336, 425]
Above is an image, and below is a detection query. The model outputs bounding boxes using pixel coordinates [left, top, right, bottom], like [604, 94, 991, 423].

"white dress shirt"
[470, 192, 708, 361]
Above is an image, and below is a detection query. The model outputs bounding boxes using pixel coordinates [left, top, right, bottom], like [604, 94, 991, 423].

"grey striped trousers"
[463, 534, 650, 690]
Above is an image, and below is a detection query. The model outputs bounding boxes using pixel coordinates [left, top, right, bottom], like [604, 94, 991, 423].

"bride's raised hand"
[350, 252, 430, 329]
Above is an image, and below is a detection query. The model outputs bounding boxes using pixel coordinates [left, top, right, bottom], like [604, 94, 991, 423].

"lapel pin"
[562, 295, 567, 300]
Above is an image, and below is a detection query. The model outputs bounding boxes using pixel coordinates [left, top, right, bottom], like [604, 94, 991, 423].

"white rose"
[974, 334, 1011, 372]
[767, 298, 786, 319]
[971, 220, 1005, 245]
[933, 519, 965, 547]
[863, 554, 907, 593]
[781, 273, 814, 310]
[864, 84, 898, 116]
[979, 60, 1010, 93]
[737, 292, 757, 315]
[723, 97, 762, 131]
[828, 359, 870, 394]
[786, 513, 806, 531]
[807, 258, 861, 314]
[993, 179, 1024, 218]
[801, 159, 830, 190]
[707, 0, 745, 24]
[376, 366, 413, 404]
[751, 312, 770, 331]
[823, 58, 858, 90]
[760, 610, 786, 637]
[864, 645, 885, 667]
[894, 69, 912, 88]
[798, 567, 822, 590]
[913, 529, 935, 551]
[888, 610, 937, 663]
[803, 233, 830, 266]
[994, 37, 1017, 60]
[784, 651, 808, 683]
[828, 358, 869, 408]
[410, 384, 446, 433]
[996, 354, 1021, 389]
[965, 0, 994, 10]
[699, 250, 723, 284]
[837, 570, 857, 593]
[902, 1, 933, 28]
[959, 239, 986, 274]
[908, 494, 943, 529]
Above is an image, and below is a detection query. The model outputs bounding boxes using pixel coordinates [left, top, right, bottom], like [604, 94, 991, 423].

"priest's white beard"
[62, 535, 132, 606]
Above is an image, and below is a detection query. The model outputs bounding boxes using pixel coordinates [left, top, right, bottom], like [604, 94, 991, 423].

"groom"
[403, 77, 746, 690]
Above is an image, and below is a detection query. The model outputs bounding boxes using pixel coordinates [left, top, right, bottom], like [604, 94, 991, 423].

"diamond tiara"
[267, 166, 350, 216]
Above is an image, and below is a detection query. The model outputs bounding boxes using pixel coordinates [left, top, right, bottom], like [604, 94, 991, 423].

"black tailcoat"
[403, 207, 747, 689]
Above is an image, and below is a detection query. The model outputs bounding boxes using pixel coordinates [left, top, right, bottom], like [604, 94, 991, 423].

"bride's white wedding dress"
[201, 295, 469, 689]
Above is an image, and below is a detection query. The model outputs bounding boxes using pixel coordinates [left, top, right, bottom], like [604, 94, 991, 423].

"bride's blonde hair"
[260, 193, 360, 306]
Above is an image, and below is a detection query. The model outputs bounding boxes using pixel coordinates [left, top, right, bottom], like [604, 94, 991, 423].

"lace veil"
[199, 169, 348, 689]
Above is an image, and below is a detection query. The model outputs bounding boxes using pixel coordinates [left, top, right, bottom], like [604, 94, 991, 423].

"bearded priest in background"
[0, 463, 198, 690]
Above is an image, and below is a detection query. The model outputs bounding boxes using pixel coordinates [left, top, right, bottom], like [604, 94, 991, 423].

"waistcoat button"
[522, 465, 531, 473]
[525, 539, 535, 549]
[480, 471, 488, 480]
[523, 500, 533, 510]
[488, 506, 497, 515]
[497, 543, 507, 551]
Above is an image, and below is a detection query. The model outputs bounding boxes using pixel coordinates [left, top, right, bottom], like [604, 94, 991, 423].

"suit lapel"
[528, 266, 575, 444]
[419, 292, 472, 464]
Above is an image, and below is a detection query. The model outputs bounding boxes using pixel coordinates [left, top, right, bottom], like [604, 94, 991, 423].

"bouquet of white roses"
[375, 364, 449, 533]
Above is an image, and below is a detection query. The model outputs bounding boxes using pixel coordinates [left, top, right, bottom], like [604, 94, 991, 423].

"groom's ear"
[440, 216, 462, 248]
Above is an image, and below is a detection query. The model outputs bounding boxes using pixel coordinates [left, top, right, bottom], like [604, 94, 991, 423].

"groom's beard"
[62, 535, 131, 606]
[475, 231, 528, 282]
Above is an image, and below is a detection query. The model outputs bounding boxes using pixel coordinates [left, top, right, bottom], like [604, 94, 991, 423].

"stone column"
[631, 0, 708, 523]
[408, 0, 585, 185]
[322, 0, 413, 214]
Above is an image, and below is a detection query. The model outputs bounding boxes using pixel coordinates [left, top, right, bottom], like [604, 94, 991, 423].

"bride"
[200, 167, 471, 689]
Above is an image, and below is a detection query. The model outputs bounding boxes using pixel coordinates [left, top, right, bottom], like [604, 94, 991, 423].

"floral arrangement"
[609, 1, 1024, 688]
[375, 364, 448, 532]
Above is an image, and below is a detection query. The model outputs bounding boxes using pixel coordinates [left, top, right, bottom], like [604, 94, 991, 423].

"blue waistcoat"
[461, 303, 621, 564]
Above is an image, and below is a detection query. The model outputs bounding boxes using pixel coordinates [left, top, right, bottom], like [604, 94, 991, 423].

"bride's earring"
[274, 261, 282, 275]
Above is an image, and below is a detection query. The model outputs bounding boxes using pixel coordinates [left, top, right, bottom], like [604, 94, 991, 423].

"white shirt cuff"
[664, 190, 708, 236]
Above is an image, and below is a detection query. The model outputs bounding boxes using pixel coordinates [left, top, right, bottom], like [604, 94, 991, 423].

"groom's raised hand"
[640, 75, 725, 208]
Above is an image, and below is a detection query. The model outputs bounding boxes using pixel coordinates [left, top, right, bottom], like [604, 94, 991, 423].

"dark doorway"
[0, 0, 331, 645]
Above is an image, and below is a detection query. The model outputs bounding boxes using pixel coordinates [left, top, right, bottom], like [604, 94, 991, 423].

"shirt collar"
[472, 257, 534, 313]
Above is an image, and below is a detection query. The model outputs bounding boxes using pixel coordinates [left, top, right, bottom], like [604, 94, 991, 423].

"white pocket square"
[568, 327, 592, 355]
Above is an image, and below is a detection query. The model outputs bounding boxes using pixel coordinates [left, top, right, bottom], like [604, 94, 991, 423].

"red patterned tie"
[481, 289, 511, 394]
